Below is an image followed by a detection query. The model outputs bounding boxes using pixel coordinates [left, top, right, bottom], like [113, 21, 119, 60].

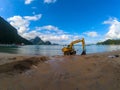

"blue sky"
[0, 0, 120, 44]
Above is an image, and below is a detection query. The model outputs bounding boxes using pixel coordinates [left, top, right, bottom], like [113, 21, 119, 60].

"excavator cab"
[62, 38, 86, 55]
[62, 46, 76, 55]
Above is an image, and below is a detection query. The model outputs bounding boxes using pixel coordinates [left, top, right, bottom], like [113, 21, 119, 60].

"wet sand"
[0, 51, 120, 90]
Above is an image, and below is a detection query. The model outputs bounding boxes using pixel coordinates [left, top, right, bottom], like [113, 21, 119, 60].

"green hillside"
[97, 39, 120, 45]
[0, 16, 32, 45]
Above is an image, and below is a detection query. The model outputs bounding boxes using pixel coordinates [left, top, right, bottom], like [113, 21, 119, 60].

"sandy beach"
[0, 51, 120, 90]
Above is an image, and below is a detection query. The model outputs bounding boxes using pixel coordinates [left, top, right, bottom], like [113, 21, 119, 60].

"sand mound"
[0, 56, 49, 74]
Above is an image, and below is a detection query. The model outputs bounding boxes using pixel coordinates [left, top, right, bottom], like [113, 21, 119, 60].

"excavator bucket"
[81, 50, 86, 55]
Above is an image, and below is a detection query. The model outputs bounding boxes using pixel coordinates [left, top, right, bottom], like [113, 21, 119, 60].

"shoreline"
[0, 51, 120, 90]
[0, 48, 120, 55]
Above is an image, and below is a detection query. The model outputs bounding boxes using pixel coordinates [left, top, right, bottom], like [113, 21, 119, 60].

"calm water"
[0, 45, 120, 56]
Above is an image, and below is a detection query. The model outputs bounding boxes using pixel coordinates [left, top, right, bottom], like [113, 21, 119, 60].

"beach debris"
[108, 55, 119, 58]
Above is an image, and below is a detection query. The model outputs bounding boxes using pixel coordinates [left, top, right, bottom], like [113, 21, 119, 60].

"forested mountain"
[0, 16, 32, 45]
[30, 36, 52, 45]
[97, 39, 120, 45]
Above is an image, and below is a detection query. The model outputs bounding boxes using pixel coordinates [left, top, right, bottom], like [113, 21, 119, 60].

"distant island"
[30, 36, 51, 45]
[30, 36, 58, 45]
[97, 39, 120, 45]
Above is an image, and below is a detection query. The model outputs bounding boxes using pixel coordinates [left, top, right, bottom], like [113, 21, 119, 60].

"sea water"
[0, 45, 120, 56]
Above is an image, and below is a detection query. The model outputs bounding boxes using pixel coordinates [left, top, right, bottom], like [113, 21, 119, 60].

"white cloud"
[35, 25, 64, 34]
[22, 31, 41, 39]
[7, 14, 42, 35]
[22, 30, 81, 44]
[103, 17, 120, 39]
[84, 31, 98, 37]
[7, 16, 29, 34]
[37, 25, 59, 31]
[23, 25, 69, 41]
[44, 0, 57, 4]
[25, 0, 34, 4]
[7, 15, 84, 44]
[24, 14, 42, 21]
[21, 25, 83, 44]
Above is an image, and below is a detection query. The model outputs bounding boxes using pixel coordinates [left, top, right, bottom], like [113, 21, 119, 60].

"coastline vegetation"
[97, 39, 120, 45]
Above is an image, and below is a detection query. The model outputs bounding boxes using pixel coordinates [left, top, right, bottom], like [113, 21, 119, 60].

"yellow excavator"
[62, 38, 86, 55]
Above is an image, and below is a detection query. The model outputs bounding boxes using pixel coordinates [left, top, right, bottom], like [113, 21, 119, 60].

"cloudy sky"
[0, 0, 120, 44]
